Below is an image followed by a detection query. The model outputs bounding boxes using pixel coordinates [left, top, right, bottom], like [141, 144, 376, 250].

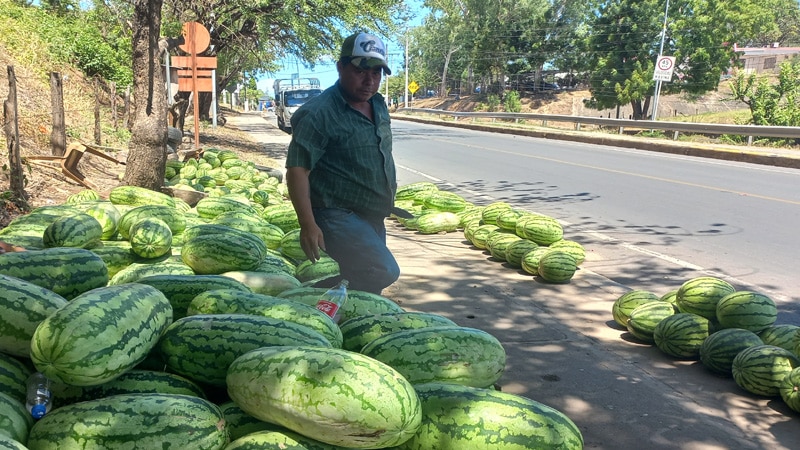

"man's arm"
[286, 166, 325, 262]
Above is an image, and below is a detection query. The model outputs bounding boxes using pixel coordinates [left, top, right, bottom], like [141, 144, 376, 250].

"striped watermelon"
[219, 401, 282, 441]
[30, 284, 173, 386]
[699, 328, 764, 376]
[157, 313, 332, 386]
[294, 256, 340, 283]
[626, 301, 677, 344]
[42, 212, 103, 248]
[108, 260, 195, 285]
[396, 382, 583, 450]
[732, 344, 800, 397]
[0, 247, 109, 300]
[182, 232, 265, 274]
[360, 326, 506, 388]
[519, 247, 550, 276]
[65, 189, 101, 204]
[49, 370, 207, 406]
[548, 239, 586, 265]
[757, 324, 800, 352]
[109, 185, 176, 208]
[468, 224, 500, 249]
[675, 276, 735, 321]
[277, 286, 404, 323]
[225, 429, 338, 449]
[504, 238, 539, 268]
[395, 181, 438, 200]
[659, 289, 679, 304]
[213, 214, 285, 250]
[517, 214, 563, 245]
[537, 251, 577, 283]
[481, 202, 512, 226]
[118, 204, 186, 239]
[186, 289, 343, 348]
[495, 209, 527, 231]
[0, 274, 67, 358]
[135, 274, 252, 319]
[196, 196, 258, 220]
[612, 290, 661, 329]
[339, 312, 458, 352]
[221, 270, 303, 296]
[278, 228, 306, 261]
[83, 202, 122, 239]
[486, 232, 521, 261]
[261, 203, 300, 232]
[779, 367, 800, 413]
[715, 291, 777, 332]
[0, 391, 31, 445]
[417, 211, 462, 234]
[653, 313, 713, 359]
[0, 353, 31, 404]
[26, 393, 227, 449]
[128, 217, 173, 259]
[422, 191, 468, 213]
[226, 346, 422, 448]
[0, 434, 27, 450]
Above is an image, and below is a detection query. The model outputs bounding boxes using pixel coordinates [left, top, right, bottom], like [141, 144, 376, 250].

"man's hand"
[299, 223, 326, 262]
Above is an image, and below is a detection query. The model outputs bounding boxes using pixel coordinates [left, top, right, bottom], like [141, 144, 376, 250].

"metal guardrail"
[397, 108, 800, 143]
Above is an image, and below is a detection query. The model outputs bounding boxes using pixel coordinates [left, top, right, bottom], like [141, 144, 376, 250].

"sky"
[257, 1, 427, 97]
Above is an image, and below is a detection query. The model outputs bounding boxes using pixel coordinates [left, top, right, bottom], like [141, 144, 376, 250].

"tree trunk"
[124, 0, 167, 190]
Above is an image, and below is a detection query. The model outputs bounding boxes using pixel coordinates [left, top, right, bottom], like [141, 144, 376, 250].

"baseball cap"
[340, 32, 392, 75]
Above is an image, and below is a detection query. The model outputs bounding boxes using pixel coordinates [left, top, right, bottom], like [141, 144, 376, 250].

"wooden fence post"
[3, 65, 28, 208]
[94, 77, 101, 145]
[111, 81, 117, 130]
[50, 71, 66, 156]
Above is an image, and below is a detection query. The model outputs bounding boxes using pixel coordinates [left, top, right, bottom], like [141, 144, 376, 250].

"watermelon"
[82, 201, 122, 239]
[110, 185, 176, 208]
[213, 215, 285, 250]
[779, 367, 800, 413]
[182, 232, 265, 274]
[519, 247, 550, 276]
[699, 328, 764, 377]
[517, 214, 563, 245]
[26, 393, 227, 449]
[108, 260, 195, 285]
[339, 312, 458, 352]
[422, 191, 468, 213]
[219, 401, 283, 441]
[196, 196, 258, 220]
[486, 232, 522, 261]
[395, 181, 438, 200]
[0, 353, 31, 404]
[277, 286, 404, 323]
[0, 274, 68, 358]
[128, 217, 173, 259]
[221, 270, 303, 296]
[30, 284, 173, 386]
[42, 212, 103, 248]
[626, 301, 677, 344]
[0, 435, 27, 450]
[732, 344, 800, 397]
[470, 224, 500, 250]
[89, 244, 138, 278]
[187, 289, 343, 348]
[0, 391, 32, 445]
[294, 256, 340, 283]
[653, 313, 713, 359]
[612, 290, 661, 328]
[157, 313, 332, 386]
[360, 326, 506, 388]
[225, 429, 342, 450]
[262, 203, 300, 232]
[227, 346, 422, 448]
[675, 276, 735, 321]
[548, 239, 586, 265]
[481, 202, 512, 225]
[49, 370, 206, 406]
[659, 289, 679, 304]
[495, 209, 527, 231]
[0, 247, 109, 300]
[117, 204, 186, 240]
[715, 291, 777, 332]
[537, 251, 577, 283]
[396, 382, 583, 450]
[504, 239, 539, 268]
[758, 324, 800, 352]
[417, 211, 462, 234]
[65, 189, 101, 204]
[135, 274, 252, 319]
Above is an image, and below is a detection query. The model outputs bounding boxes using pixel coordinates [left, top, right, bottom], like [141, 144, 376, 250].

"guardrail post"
[575, 122, 581, 131]
[618, 126, 624, 134]
[673, 130, 679, 140]
[747, 136, 753, 146]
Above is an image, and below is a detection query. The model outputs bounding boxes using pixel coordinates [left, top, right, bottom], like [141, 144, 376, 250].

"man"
[285, 32, 401, 295]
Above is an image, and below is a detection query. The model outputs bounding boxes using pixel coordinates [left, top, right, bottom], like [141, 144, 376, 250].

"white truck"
[273, 77, 322, 132]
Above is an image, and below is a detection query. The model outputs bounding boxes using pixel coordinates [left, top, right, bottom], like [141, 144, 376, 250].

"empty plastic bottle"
[315, 279, 349, 323]
[25, 372, 52, 419]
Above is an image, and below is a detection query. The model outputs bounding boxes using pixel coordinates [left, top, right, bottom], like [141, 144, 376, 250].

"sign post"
[407, 81, 419, 105]
[172, 22, 215, 150]
[651, 55, 675, 123]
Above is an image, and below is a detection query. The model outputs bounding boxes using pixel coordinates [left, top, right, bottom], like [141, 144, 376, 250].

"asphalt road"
[390, 120, 800, 324]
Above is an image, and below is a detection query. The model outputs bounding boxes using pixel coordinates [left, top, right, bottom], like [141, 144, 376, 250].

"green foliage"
[504, 90, 521, 113]
[486, 94, 500, 112]
[729, 61, 800, 127]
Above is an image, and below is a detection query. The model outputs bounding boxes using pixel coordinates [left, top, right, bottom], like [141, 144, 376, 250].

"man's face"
[337, 61, 383, 104]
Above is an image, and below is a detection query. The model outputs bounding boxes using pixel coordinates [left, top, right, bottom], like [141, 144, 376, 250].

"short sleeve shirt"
[285, 83, 396, 218]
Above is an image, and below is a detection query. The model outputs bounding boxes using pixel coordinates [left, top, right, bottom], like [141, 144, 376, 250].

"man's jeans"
[312, 207, 400, 295]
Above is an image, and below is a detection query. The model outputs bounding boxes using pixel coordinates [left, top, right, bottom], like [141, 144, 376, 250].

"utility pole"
[651, 0, 670, 121]
[404, 34, 409, 108]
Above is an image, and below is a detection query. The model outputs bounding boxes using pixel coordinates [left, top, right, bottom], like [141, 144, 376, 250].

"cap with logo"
[340, 32, 391, 75]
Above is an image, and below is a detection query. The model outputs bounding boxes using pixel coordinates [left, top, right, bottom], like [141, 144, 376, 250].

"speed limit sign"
[653, 56, 676, 82]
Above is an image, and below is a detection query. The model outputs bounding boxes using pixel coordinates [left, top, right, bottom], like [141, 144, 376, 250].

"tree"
[124, 0, 168, 189]
[729, 61, 800, 128]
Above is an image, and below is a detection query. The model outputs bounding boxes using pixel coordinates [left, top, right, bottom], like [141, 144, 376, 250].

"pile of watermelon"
[0, 151, 584, 449]
[611, 276, 800, 414]
[392, 181, 586, 284]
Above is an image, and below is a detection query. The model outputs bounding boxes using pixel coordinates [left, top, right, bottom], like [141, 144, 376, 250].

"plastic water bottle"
[315, 279, 349, 323]
[25, 372, 52, 419]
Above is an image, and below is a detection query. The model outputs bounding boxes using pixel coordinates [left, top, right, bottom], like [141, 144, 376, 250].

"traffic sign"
[653, 56, 676, 82]
[408, 81, 419, 94]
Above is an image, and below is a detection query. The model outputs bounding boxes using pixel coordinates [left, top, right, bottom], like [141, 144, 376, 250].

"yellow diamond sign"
[408, 81, 419, 94]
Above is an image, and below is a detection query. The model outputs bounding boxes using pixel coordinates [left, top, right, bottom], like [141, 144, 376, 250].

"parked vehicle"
[273, 78, 322, 133]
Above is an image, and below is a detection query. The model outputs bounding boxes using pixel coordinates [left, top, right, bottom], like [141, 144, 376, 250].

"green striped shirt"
[286, 82, 396, 218]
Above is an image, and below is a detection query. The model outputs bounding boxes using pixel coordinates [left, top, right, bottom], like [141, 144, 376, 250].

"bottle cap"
[31, 403, 47, 419]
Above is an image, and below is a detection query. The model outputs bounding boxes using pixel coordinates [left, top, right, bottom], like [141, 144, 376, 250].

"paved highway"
[391, 120, 800, 324]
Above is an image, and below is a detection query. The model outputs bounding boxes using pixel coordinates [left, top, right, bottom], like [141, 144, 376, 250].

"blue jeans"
[312, 207, 400, 295]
